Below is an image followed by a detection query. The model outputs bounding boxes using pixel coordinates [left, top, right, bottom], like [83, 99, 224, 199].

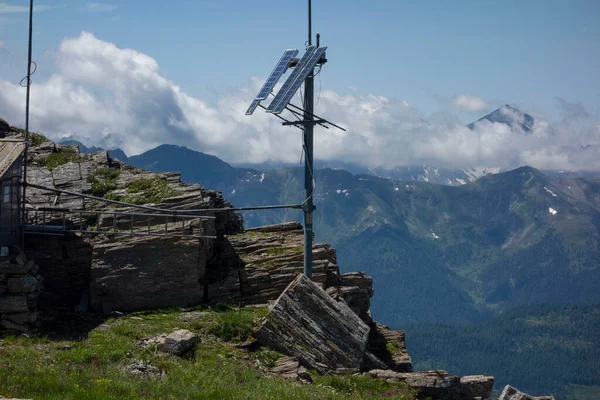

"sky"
[0, 0, 599, 171]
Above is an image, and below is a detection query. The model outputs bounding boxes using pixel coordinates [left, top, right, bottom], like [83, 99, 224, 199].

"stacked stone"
[0, 248, 42, 333]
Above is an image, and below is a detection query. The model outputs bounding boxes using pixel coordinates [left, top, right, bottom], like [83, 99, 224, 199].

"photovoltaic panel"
[245, 49, 298, 115]
[245, 98, 261, 116]
[266, 45, 317, 113]
[256, 49, 298, 100]
[269, 46, 327, 115]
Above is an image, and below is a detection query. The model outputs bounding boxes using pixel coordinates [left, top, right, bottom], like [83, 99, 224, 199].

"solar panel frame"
[269, 46, 327, 114]
[245, 99, 261, 116]
[255, 49, 299, 100]
[266, 45, 317, 113]
[245, 49, 298, 116]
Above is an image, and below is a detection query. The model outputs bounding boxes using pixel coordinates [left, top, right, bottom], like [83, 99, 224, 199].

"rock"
[363, 350, 389, 371]
[368, 369, 460, 399]
[91, 236, 208, 313]
[0, 319, 30, 333]
[245, 222, 303, 233]
[180, 311, 210, 321]
[333, 368, 360, 376]
[254, 273, 370, 372]
[137, 329, 198, 357]
[367, 322, 413, 372]
[0, 259, 33, 275]
[124, 360, 166, 380]
[0, 285, 6, 295]
[12, 253, 27, 266]
[7, 276, 38, 294]
[234, 339, 259, 351]
[228, 226, 340, 305]
[3, 312, 38, 325]
[0, 295, 28, 313]
[459, 375, 494, 400]
[268, 356, 313, 384]
[499, 385, 555, 400]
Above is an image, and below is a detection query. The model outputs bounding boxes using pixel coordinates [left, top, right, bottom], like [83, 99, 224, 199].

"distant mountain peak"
[467, 104, 535, 133]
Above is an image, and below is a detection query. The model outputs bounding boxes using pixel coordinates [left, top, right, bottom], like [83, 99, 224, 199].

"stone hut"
[0, 140, 25, 253]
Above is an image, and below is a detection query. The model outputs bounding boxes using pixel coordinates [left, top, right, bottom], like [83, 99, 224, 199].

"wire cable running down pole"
[302, 0, 315, 277]
[21, 0, 34, 249]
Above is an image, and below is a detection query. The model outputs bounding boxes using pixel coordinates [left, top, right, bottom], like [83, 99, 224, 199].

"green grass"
[386, 341, 401, 354]
[208, 307, 264, 342]
[30, 132, 49, 146]
[263, 247, 287, 256]
[40, 147, 81, 170]
[87, 168, 121, 197]
[117, 176, 182, 205]
[0, 306, 417, 400]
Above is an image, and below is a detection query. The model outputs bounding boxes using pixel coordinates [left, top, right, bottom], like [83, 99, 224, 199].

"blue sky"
[0, 1, 599, 170]
[1, 0, 598, 118]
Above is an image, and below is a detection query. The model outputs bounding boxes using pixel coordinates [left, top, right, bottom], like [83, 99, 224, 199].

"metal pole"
[21, 0, 33, 249]
[303, 0, 315, 277]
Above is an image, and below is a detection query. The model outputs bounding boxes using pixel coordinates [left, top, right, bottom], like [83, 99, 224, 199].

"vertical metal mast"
[21, 0, 34, 249]
[303, 0, 315, 277]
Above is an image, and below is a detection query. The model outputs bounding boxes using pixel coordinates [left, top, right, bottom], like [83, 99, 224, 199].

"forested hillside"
[405, 304, 600, 399]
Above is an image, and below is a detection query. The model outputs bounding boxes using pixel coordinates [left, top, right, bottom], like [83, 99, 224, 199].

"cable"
[300, 135, 317, 208]
[19, 61, 37, 87]
[315, 65, 322, 108]
[26, 183, 304, 214]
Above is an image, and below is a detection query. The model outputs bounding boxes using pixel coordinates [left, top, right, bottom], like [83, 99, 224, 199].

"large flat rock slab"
[368, 370, 493, 400]
[255, 273, 370, 372]
[499, 385, 555, 400]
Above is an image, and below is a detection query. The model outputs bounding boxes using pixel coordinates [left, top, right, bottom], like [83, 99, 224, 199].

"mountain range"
[60, 105, 600, 327]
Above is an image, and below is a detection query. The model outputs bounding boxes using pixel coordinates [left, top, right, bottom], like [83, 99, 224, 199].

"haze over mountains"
[61, 105, 600, 328]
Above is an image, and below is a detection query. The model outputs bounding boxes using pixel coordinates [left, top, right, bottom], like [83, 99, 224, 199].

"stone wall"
[25, 234, 92, 310]
[90, 235, 210, 313]
[0, 248, 42, 333]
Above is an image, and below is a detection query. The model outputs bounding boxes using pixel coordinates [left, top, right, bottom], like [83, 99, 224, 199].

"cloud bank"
[453, 95, 488, 112]
[0, 32, 598, 172]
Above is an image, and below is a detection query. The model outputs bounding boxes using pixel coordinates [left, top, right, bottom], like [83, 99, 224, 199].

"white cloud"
[0, 2, 54, 13]
[0, 32, 598, 172]
[453, 95, 488, 112]
[85, 3, 118, 12]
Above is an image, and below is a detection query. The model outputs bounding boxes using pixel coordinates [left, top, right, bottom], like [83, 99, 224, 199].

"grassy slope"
[0, 305, 417, 400]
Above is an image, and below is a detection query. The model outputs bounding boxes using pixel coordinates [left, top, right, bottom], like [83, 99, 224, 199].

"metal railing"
[24, 207, 216, 239]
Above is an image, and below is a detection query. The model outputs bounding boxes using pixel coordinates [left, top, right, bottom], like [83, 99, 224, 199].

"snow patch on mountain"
[544, 186, 558, 197]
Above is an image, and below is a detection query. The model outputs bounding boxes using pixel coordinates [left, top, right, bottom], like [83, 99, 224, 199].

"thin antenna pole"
[308, 0, 312, 46]
[303, 0, 315, 277]
[21, 0, 33, 249]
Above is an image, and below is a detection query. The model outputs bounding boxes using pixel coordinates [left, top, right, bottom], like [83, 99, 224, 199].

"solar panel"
[266, 45, 317, 113]
[269, 46, 327, 114]
[245, 99, 261, 116]
[245, 49, 298, 115]
[256, 49, 298, 100]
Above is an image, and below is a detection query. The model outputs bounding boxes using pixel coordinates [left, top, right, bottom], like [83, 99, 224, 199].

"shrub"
[87, 167, 121, 197]
[42, 148, 81, 170]
[254, 348, 282, 369]
[30, 132, 49, 146]
[209, 309, 256, 342]
[121, 176, 181, 205]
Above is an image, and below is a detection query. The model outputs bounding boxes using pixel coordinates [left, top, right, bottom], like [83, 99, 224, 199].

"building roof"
[0, 140, 25, 178]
